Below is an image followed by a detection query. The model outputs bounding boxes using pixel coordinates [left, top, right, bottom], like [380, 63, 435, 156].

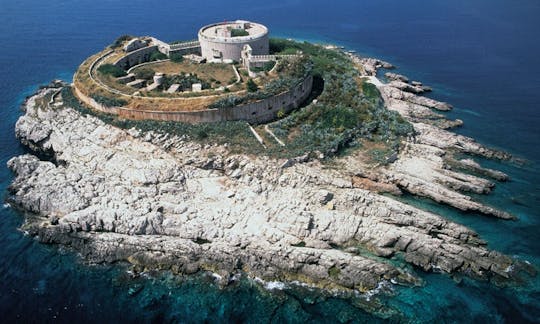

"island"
[6, 20, 535, 318]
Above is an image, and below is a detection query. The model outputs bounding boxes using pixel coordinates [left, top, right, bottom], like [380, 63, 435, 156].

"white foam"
[264, 281, 286, 291]
[360, 280, 393, 302]
[253, 277, 287, 291]
[2, 203, 10, 209]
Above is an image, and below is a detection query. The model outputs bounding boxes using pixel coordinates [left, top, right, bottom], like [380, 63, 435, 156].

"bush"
[149, 51, 167, 61]
[97, 64, 127, 77]
[134, 68, 155, 80]
[250, 61, 276, 73]
[161, 74, 210, 92]
[91, 95, 127, 107]
[170, 53, 184, 63]
[111, 35, 133, 48]
[246, 79, 258, 92]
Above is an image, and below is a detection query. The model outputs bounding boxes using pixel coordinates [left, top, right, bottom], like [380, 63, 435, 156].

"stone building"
[198, 20, 269, 63]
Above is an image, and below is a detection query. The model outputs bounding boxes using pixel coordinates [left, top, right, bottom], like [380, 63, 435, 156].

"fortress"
[198, 20, 269, 62]
[73, 20, 313, 124]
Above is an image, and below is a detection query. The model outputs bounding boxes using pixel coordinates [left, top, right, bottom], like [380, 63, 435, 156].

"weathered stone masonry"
[74, 75, 313, 124]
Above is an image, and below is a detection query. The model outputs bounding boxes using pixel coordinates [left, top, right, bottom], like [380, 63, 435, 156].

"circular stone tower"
[198, 20, 269, 62]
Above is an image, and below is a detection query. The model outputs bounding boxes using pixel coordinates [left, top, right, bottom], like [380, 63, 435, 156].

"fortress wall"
[226, 75, 313, 123]
[73, 75, 313, 124]
[113, 45, 159, 70]
[168, 45, 201, 57]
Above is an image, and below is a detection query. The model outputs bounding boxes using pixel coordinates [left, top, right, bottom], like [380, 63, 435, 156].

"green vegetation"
[160, 73, 210, 92]
[97, 64, 127, 77]
[170, 53, 184, 63]
[246, 78, 258, 92]
[210, 56, 312, 109]
[230, 28, 249, 37]
[91, 94, 127, 107]
[328, 266, 341, 279]
[267, 38, 414, 158]
[134, 68, 155, 80]
[111, 35, 133, 49]
[149, 51, 167, 61]
[250, 61, 276, 73]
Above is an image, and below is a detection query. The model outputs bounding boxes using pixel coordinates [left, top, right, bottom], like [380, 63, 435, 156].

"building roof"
[199, 20, 268, 41]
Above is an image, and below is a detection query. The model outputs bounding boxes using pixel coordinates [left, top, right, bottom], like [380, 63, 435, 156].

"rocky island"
[6, 31, 535, 318]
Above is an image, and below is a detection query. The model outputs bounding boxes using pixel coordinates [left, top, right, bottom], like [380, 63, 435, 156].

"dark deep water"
[0, 0, 539, 322]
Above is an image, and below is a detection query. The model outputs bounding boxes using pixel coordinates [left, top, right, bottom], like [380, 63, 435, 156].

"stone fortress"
[198, 20, 269, 62]
[73, 20, 313, 124]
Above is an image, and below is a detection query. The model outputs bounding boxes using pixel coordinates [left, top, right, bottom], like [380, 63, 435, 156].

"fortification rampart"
[113, 45, 159, 70]
[73, 75, 313, 124]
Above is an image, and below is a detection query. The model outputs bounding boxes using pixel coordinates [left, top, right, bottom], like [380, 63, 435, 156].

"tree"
[246, 78, 258, 92]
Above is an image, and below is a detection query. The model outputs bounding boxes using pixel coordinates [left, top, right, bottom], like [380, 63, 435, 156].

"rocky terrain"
[6, 57, 536, 312]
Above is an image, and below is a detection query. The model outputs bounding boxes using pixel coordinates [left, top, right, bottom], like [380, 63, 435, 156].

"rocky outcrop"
[360, 60, 515, 219]
[7, 82, 534, 301]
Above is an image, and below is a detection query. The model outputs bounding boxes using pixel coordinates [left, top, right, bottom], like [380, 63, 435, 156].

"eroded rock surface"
[7, 80, 533, 299]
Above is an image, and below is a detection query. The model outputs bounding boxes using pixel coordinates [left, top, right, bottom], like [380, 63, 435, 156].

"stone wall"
[74, 75, 313, 124]
[114, 45, 159, 70]
[168, 45, 201, 57]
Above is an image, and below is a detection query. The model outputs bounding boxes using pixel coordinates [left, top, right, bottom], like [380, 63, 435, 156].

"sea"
[0, 0, 539, 322]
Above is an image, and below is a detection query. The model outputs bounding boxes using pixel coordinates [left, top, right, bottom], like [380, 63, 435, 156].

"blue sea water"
[0, 0, 539, 322]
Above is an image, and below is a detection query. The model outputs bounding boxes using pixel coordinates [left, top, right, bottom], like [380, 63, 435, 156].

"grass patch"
[328, 266, 341, 279]
[91, 94, 127, 107]
[97, 64, 126, 77]
[231, 28, 249, 37]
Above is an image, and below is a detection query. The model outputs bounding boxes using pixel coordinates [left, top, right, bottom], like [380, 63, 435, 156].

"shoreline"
[5, 49, 537, 318]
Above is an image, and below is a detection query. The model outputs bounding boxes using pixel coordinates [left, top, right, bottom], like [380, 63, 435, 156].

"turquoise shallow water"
[0, 0, 539, 322]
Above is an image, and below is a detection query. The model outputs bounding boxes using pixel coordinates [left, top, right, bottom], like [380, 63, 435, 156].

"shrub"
[91, 95, 127, 107]
[170, 53, 184, 63]
[246, 79, 258, 92]
[328, 266, 341, 279]
[161, 74, 210, 92]
[149, 51, 167, 61]
[250, 61, 276, 73]
[111, 35, 133, 48]
[134, 68, 155, 80]
[97, 64, 127, 77]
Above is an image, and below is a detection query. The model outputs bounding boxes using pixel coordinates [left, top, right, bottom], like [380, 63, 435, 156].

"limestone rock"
[6, 83, 530, 300]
